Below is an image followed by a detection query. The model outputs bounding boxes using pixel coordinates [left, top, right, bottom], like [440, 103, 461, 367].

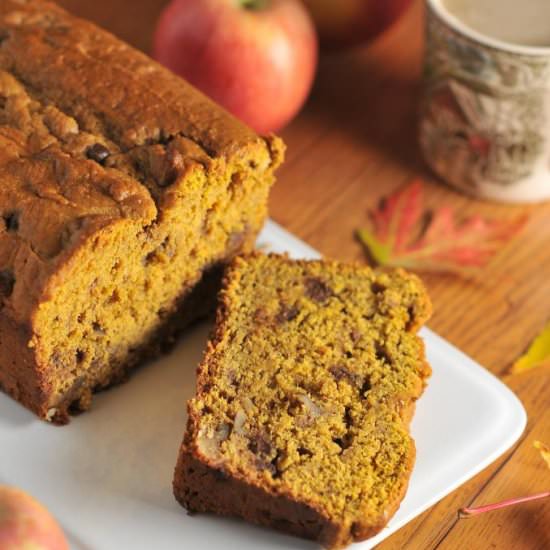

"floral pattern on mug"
[420, 4, 550, 195]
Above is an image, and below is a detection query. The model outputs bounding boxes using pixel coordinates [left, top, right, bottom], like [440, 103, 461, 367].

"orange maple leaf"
[357, 179, 527, 273]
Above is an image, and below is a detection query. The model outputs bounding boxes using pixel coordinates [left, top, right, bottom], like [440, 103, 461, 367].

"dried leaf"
[535, 441, 550, 469]
[511, 321, 550, 374]
[357, 179, 527, 273]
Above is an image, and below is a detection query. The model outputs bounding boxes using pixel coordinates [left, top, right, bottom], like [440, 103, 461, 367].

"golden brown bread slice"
[174, 253, 432, 548]
[0, 0, 284, 423]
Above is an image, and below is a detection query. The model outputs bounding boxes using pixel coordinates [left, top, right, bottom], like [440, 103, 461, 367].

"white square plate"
[0, 220, 526, 550]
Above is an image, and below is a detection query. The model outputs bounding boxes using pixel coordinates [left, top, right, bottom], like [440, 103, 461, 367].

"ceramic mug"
[419, 0, 550, 203]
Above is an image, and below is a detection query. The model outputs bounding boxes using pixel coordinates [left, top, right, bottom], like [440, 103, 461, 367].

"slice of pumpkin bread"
[174, 253, 432, 548]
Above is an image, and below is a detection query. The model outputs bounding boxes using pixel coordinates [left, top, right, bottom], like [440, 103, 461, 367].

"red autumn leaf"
[357, 179, 527, 273]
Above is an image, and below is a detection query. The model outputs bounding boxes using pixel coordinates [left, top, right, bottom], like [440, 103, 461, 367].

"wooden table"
[59, 1, 550, 548]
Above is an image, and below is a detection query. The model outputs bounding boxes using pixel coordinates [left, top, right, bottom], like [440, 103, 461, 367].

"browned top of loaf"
[0, 0, 279, 325]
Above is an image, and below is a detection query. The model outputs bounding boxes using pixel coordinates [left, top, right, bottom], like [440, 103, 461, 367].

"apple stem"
[458, 491, 550, 519]
[238, 0, 269, 10]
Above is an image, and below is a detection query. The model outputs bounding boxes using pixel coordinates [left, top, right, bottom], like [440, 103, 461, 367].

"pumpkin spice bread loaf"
[0, 0, 284, 423]
[174, 254, 432, 548]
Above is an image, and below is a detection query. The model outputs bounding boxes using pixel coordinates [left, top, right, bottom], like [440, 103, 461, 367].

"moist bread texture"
[174, 254, 432, 549]
[0, 0, 284, 423]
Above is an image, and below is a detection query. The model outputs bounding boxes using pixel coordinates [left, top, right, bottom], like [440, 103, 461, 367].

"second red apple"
[0, 486, 68, 550]
[153, 0, 318, 134]
[301, 0, 413, 50]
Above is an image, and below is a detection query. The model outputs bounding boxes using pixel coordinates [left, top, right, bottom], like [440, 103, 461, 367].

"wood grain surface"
[57, 1, 550, 548]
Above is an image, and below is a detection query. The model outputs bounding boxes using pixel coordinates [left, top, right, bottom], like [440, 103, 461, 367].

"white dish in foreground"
[0, 220, 526, 550]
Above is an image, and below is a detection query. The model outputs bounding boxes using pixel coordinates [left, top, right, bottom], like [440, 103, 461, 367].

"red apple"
[301, 0, 413, 50]
[0, 486, 68, 550]
[153, 0, 318, 134]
